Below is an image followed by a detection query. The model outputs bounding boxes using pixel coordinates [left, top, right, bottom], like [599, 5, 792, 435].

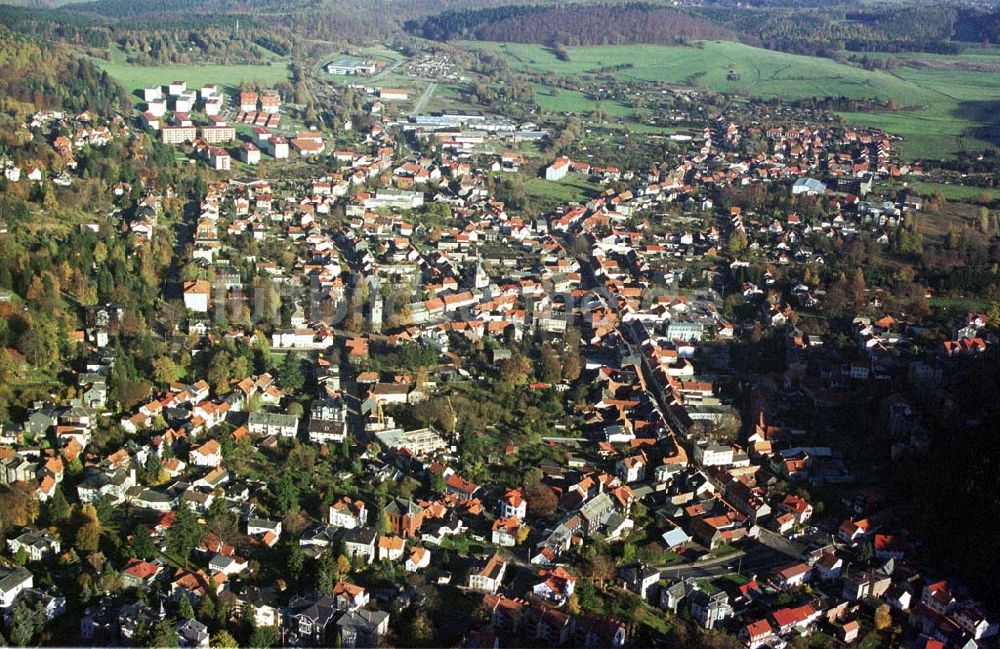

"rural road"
[411, 81, 437, 114]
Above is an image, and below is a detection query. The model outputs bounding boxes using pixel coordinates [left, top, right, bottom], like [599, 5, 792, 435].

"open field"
[523, 175, 602, 210]
[532, 84, 635, 117]
[89, 47, 292, 96]
[460, 40, 1000, 159]
[908, 181, 994, 202]
[462, 41, 926, 99]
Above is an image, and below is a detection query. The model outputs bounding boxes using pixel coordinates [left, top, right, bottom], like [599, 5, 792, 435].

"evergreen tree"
[150, 617, 180, 648]
[9, 601, 35, 646]
[166, 505, 201, 565]
[44, 485, 70, 524]
[275, 473, 300, 513]
[279, 352, 304, 392]
[286, 544, 305, 580]
[128, 527, 157, 560]
[248, 625, 278, 649]
[178, 594, 195, 620]
[315, 553, 338, 596]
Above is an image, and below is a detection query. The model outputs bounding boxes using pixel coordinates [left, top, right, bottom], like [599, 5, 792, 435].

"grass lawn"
[532, 84, 635, 117]
[908, 181, 994, 202]
[461, 40, 1000, 159]
[858, 631, 886, 649]
[929, 296, 990, 311]
[437, 535, 489, 555]
[523, 174, 603, 210]
[88, 46, 292, 97]
[708, 542, 740, 559]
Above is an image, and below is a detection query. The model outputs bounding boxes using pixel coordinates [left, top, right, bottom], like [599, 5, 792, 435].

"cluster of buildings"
[137, 81, 287, 169]
[2, 52, 998, 649]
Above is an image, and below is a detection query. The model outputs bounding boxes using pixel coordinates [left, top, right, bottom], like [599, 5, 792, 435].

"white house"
[7, 529, 60, 562]
[498, 488, 526, 520]
[247, 412, 299, 438]
[615, 453, 647, 483]
[183, 280, 211, 312]
[532, 567, 575, 606]
[405, 547, 430, 572]
[208, 147, 231, 171]
[694, 443, 734, 466]
[269, 136, 289, 159]
[329, 497, 367, 529]
[240, 142, 261, 165]
[546, 157, 571, 181]
[0, 566, 33, 609]
[467, 554, 506, 594]
[188, 440, 223, 467]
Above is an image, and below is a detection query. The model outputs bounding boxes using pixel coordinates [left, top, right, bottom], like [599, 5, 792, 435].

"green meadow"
[908, 181, 994, 202]
[90, 47, 292, 97]
[461, 40, 1000, 159]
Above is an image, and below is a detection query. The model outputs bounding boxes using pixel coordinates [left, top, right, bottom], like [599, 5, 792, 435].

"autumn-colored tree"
[561, 352, 581, 382]
[336, 554, 352, 577]
[987, 302, 1000, 329]
[539, 343, 562, 384]
[0, 483, 40, 529]
[583, 550, 614, 587]
[74, 516, 102, 553]
[153, 356, 179, 385]
[526, 483, 559, 520]
[874, 604, 892, 631]
[499, 353, 532, 388]
[409, 611, 434, 645]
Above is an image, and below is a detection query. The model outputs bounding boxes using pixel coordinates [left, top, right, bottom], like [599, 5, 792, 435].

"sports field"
[461, 40, 1000, 159]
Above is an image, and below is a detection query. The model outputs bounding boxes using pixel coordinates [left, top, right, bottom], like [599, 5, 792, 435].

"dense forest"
[696, 5, 963, 55]
[407, 1, 995, 55]
[404, 5, 547, 42]
[4, 0, 999, 61]
[406, 3, 732, 45]
[954, 8, 1000, 44]
[0, 5, 111, 48]
[0, 29, 130, 116]
[114, 26, 294, 65]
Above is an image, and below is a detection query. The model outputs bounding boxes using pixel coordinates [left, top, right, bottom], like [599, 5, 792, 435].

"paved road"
[566, 235, 820, 585]
[658, 529, 805, 581]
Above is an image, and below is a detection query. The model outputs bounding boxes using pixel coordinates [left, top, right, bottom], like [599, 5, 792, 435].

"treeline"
[0, 30, 131, 115]
[477, 5, 732, 45]
[698, 5, 964, 56]
[407, 3, 732, 45]
[67, 0, 305, 20]
[116, 26, 293, 65]
[403, 5, 548, 41]
[0, 5, 111, 48]
[954, 9, 1000, 44]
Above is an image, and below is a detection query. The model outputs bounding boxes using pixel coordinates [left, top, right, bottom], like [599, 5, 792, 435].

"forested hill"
[406, 1, 1000, 54]
[406, 3, 732, 45]
[0, 29, 130, 117]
